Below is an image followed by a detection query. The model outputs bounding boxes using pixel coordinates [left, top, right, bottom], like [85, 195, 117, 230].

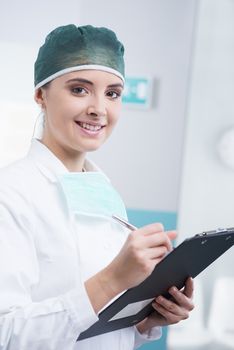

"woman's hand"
[85, 223, 176, 313]
[136, 277, 194, 334]
[103, 224, 177, 296]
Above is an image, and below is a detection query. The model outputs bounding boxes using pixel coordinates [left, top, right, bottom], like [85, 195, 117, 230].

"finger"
[155, 295, 186, 316]
[152, 300, 189, 323]
[183, 277, 194, 298]
[143, 232, 173, 251]
[130, 231, 170, 252]
[147, 245, 168, 259]
[167, 230, 177, 242]
[137, 223, 164, 236]
[143, 230, 176, 251]
[168, 286, 194, 311]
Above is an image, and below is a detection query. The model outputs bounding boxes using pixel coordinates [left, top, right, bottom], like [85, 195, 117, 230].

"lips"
[75, 121, 106, 131]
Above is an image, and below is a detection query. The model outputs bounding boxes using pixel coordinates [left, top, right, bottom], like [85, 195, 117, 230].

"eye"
[71, 87, 87, 95]
[106, 90, 122, 99]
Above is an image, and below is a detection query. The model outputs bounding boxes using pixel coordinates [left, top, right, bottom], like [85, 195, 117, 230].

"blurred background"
[0, 0, 234, 349]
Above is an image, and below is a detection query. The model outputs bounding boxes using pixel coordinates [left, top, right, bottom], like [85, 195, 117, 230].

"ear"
[34, 88, 46, 109]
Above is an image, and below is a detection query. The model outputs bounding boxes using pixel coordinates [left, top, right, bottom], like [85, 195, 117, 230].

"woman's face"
[35, 70, 124, 159]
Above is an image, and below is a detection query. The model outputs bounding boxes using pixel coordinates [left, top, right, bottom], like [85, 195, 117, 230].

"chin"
[84, 145, 102, 152]
[73, 143, 103, 153]
[80, 139, 106, 152]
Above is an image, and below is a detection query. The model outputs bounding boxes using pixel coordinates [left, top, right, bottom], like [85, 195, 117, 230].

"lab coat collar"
[27, 138, 102, 183]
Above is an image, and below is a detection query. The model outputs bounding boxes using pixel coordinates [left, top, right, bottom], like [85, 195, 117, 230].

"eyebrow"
[65, 78, 124, 89]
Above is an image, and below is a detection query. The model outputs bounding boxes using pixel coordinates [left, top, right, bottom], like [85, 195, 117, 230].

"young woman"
[0, 24, 194, 349]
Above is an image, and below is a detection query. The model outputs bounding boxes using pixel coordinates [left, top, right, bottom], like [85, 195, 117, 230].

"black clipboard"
[78, 227, 234, 341]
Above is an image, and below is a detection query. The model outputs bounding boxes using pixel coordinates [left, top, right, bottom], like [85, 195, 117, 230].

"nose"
[87, 94, 107, 117]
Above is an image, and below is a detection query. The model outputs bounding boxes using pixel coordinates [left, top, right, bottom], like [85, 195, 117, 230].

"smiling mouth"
[75, 121, 105, 132]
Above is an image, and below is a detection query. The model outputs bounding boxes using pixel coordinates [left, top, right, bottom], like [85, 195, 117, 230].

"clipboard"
[78, 227, 234, 341]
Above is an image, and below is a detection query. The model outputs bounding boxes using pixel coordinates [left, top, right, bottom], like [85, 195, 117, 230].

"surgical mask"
[58, 172, 127, 219]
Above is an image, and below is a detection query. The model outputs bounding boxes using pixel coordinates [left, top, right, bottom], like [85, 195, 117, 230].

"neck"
[61, 155, 86, 172]
[40, 137, 86, 172]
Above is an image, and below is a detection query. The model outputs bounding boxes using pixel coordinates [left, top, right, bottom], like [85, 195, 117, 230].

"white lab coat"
[0, 139, 161, 350]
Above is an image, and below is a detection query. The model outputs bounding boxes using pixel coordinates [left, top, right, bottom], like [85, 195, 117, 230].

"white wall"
[0, 1, 82, 47]
[178, 0, 234, 327]
[0, 0, 197, 213]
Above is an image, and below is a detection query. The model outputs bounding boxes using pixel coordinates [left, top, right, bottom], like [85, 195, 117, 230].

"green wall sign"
[123, 77, 152, 108]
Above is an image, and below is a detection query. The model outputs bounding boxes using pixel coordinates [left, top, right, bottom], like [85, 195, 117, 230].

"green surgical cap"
[34, 24, 125, 89]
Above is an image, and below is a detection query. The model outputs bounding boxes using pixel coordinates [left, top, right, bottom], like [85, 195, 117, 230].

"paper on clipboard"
[109, 298, 154, 321]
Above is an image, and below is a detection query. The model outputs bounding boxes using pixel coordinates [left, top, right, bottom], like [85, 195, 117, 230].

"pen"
[112, 214, 137, 231]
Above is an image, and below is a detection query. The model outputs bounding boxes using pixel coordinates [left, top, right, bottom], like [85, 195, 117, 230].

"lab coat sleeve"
[133, 325, 162, 349]
[0, 185, 98, 350]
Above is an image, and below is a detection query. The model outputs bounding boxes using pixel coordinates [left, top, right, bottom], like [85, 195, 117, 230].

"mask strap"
[32, 111, 45, 140]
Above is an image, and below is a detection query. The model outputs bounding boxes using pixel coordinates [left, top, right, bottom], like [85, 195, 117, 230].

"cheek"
[107, 115, 119, 133]
[109, 104, 122, 125]
[45, 109, 70, 140]
[47, 102, 74, 126]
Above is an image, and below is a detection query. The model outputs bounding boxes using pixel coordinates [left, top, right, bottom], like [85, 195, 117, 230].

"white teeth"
[78, 122, 102, 131]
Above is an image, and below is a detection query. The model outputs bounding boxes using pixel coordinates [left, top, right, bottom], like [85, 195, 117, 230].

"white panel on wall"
[0, 42, 37, 104]
[178, 0, 234, 236]
[0, 41, 40, 165]
[174, 1, 234, 348]
[0, 102, 37, 167]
